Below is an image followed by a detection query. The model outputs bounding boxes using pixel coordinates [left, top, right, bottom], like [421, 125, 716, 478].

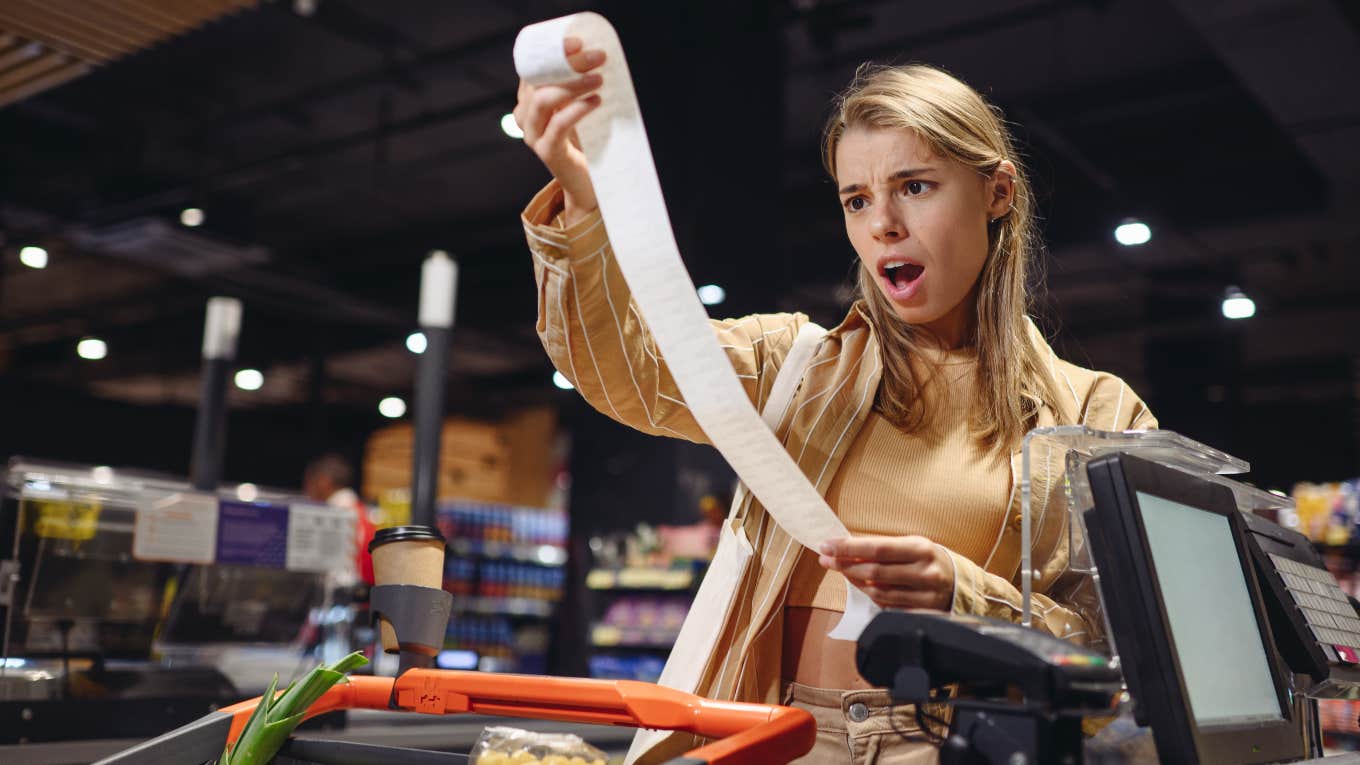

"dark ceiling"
[1, 0, 1358, 487]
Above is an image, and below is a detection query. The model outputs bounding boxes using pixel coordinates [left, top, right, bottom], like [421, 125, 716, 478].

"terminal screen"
[1137, 491, 1283, 728]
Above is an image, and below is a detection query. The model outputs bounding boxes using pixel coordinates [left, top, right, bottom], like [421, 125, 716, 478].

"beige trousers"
[781, 682, 942, 765]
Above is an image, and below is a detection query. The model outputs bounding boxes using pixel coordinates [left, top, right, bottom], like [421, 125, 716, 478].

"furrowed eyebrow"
[837, 167, 936, 196]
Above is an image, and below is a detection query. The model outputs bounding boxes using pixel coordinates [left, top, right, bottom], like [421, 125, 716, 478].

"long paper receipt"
[514, 12, 879, 641]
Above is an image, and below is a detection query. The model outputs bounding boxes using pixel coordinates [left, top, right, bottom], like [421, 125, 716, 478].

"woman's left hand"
[818, 536, 955, 611]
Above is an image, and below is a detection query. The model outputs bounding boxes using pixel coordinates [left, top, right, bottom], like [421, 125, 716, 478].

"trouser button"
[847, 702, 870, 722]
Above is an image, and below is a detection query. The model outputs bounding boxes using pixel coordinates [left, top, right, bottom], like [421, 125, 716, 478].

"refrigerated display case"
[0, 458, 355, 744]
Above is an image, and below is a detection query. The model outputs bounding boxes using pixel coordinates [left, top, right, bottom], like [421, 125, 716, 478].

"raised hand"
[513, 36, 605, 225]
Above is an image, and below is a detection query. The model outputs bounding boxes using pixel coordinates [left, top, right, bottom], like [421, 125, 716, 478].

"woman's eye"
[845, 196, 867, 212]
[905, 180, 931, 195]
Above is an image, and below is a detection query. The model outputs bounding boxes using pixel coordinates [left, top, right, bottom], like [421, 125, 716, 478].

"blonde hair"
[821, 63, 1064, 453]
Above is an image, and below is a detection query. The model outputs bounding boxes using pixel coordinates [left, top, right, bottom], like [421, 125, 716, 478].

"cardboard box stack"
[362, 407, 558, 509]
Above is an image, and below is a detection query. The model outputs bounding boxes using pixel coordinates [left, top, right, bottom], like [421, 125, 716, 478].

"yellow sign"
[375, 488, 412, 529]
[29, 499, 102, 541]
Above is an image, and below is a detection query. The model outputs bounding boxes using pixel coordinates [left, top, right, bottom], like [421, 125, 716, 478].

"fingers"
[828, 557, 950, 605]
[824, 559, 937, 589]
[516, 74, 602, 144]
[858, 585, 947, 610]
[818, 536, 953, 611]
[514, 78, 533, 127]
[567, 46, 606, 74]
[819, 535, 935, 564]
[511, 39, 604, 161]
[537, 94, 601, 158]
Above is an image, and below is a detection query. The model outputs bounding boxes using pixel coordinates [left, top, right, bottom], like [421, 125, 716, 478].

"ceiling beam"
[789, 0, 1084, 76]
[82, 90, 509, 224]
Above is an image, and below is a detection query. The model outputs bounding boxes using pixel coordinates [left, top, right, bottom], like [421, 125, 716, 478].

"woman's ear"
[987, 159, 1017, 222]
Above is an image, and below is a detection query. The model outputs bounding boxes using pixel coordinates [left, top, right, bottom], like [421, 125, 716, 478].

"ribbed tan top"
[786, 348, 1011, 610]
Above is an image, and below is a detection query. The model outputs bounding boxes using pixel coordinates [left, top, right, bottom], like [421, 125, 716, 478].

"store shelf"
[448, 538, 567, 566]
[588, 652, 667, 683]
[586, 568, 694, 591]
[591, 624, 681, 649]
[450, 595, 555, 618]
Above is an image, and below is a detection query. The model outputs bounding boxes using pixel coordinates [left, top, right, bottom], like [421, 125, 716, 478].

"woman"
[515, 38, 1156, 764]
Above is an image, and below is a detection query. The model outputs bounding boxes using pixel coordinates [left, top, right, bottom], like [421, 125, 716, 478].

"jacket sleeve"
[945, 376, 1158, 645]
[522, 181, 807, 443]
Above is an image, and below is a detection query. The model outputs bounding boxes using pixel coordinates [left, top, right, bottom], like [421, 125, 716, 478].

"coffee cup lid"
[368, 524, 446, 553]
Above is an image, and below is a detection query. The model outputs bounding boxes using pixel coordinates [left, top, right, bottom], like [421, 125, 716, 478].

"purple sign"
[216, 501, 289, 568]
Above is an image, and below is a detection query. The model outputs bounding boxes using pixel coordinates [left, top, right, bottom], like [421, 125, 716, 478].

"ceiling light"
[1221, 286, 1255, 320]
[1114, 219, 1151, 246]
[76, 337, 107, 360]
[697, 284, 726, 306]
[236, 482, 260, 502]
[501, 113, 524, 139]
[180, 207, 205, 227]
[379, 396, 407, 418]
[234, 368, 264, 391]
[406, 331, 427, 354]
[552, 371, 574, 390]
[19, 246, 47, 269]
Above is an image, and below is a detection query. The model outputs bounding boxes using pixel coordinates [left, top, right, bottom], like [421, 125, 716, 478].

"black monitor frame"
[1084, 452, 1303, 764]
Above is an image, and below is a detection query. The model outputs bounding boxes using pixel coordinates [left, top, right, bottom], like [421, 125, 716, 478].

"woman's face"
[835, 125, 1013, 347]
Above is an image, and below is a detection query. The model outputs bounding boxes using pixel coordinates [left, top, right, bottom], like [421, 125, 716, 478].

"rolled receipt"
[514, 13, 878, 641]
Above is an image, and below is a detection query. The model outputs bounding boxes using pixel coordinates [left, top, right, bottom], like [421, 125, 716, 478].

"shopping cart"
[92, 668, 816, 765]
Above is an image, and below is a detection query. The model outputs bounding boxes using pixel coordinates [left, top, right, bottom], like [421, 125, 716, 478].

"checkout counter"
[852, 429, 1360, 764]
[11, 428, 1360, 764]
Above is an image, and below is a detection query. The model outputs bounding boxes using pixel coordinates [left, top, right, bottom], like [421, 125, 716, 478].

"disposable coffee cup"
[369, 525, 446, 652]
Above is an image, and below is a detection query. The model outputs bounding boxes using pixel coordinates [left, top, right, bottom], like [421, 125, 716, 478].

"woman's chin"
[886, 303, 938, 328]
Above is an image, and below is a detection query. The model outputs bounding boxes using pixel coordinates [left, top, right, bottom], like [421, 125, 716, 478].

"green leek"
[218, 651, 369, 765]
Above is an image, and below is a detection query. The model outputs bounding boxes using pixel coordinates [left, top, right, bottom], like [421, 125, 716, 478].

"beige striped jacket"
[522, 181, 1156, 750]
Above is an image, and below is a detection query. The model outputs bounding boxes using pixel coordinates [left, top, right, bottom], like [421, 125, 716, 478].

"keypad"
[1269, 553, 1360, 662]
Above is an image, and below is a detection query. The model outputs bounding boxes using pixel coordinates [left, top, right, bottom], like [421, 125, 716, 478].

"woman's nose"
[870, 207, 906, 241]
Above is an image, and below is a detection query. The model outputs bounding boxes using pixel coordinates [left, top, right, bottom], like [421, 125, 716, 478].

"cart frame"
[94, 669, 816, 765]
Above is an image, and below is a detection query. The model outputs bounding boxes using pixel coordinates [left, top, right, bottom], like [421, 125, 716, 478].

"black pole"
[190, 356, 231, 491]
[411, 325, 450, 526]
[410, 252, 457, 528]
[190, 297, 241, 492]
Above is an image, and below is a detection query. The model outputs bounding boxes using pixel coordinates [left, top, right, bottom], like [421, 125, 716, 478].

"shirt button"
[847, 702, 870, 722]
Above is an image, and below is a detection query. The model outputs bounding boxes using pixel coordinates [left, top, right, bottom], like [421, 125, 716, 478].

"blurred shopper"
[304, 453, 376, 585]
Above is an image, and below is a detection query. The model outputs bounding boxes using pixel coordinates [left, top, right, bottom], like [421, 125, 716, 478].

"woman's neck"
[913, 343, 978, 366]
[916, 285, 979, 349]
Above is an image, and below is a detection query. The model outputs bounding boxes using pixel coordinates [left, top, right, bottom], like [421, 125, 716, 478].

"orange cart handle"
[218, 670, 815, 764]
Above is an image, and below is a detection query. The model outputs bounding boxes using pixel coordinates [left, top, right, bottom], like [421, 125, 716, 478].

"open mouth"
[882, 262, 924, 290]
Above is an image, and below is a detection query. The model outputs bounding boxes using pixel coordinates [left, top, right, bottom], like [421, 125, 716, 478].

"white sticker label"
[133, 492, 219, 564]
[286, 503, 356, 573]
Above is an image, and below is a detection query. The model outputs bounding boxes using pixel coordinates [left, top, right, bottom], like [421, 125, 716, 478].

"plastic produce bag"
[471, 725, 608, 765]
